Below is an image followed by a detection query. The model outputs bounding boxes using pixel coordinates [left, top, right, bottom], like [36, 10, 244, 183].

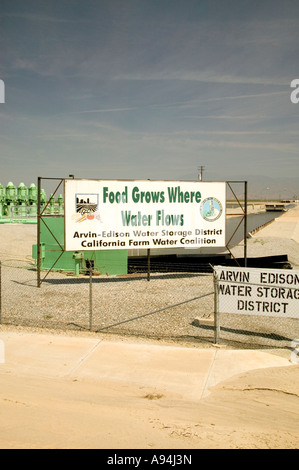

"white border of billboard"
[64, 179, 226, 251]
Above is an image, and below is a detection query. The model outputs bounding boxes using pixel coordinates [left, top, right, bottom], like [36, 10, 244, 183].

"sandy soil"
[0, 345, 298, 450]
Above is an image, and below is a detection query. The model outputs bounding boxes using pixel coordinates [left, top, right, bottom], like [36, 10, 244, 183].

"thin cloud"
[2, 12, 88, 23]
[65, 107, 139, 114]
[1, 0, 299, 193]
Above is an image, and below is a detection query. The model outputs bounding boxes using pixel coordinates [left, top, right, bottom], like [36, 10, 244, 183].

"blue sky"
[1, 0, 299, 198]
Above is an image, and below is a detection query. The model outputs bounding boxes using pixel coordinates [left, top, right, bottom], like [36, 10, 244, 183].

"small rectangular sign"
[214, 265, 299, 319]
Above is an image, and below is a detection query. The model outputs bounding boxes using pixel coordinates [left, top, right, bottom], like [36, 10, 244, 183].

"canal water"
[226, 210, 286, 247]
[129, 207, 293, 259]
[182, 208, 289, 256]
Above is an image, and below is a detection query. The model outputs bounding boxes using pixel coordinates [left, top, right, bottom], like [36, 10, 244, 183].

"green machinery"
[32, 216, 128, 276]
[0, 181, 127, 275]
[0, 181, 63, 222]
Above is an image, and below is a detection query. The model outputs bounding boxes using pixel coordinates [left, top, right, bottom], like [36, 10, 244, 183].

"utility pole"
[198, 166, 205, 181]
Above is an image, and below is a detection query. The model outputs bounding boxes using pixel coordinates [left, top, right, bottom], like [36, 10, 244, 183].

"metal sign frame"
[37, 177, 248, 286]
[37, 177, 65, 287]
[225, 180, 248, 267]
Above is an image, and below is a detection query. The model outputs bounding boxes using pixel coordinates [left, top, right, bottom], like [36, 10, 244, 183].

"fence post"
[37, 177, 41, 288]
[89, 263, 93, 331]
[213, 269, 220, 344]
[147, 249, 151, 281]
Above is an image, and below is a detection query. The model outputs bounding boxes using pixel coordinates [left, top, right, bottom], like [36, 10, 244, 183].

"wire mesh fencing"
[0, 260, 215, 343]
[1, 259, 298, 351]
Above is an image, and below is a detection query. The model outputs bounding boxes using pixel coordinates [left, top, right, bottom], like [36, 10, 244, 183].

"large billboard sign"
[64, 179, 226, 251]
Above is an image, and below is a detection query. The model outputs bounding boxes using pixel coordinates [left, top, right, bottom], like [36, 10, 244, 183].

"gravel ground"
[1, 262, 215, 342]
[0, 223, 299, 348]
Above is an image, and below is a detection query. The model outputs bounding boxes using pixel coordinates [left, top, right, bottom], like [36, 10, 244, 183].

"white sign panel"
[214, 265, 299, 319]
[64, 179, 226, 251]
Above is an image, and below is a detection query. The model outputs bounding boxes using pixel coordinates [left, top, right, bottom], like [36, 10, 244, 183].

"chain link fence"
[0, 259, 215, 343]
[1, 258, 298, 350]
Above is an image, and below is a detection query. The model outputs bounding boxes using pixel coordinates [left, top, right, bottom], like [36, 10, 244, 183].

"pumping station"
[0, 181, 127, 276]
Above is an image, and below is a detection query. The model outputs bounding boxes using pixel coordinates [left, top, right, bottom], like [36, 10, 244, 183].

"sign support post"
[213, 270, 220, 344]
[147, 249, 151, 282]
[89, 262, 93, 331]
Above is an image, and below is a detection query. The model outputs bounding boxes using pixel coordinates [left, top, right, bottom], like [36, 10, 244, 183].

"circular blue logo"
[200, 197, 223, 222]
